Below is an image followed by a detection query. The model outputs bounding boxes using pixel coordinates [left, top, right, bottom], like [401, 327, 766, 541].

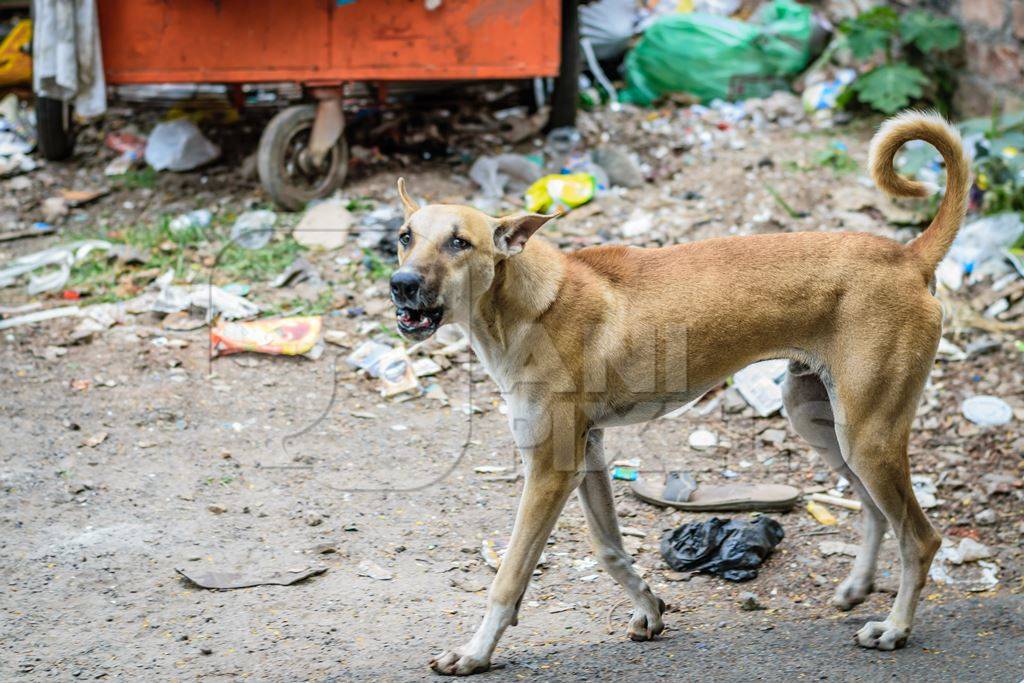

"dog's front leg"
[577, 429, 666, 640]
[430, 420, 584, 676]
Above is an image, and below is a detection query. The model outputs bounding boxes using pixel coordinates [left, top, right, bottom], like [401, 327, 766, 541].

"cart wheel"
[36, 97, 76, 161]
[257, 104, 349, 211]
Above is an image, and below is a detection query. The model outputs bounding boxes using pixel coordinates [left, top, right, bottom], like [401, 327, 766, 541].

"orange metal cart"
[37, 0, 575, 208]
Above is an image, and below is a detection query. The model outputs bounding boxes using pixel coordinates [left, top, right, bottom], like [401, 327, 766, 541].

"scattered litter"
[660, 516, 784, 582]
[411, 357, 442, 378]
[481, 538, 545, 574]
[41, 196, 68, 223]
[424, 383, 449, 404]
[210, 316, 323, 358]
[231, 210, 276, 250]
[346, 341, 394, 377]
[961, 395, 1013, 426]
[145, 119, 220, 171]
[470, 153, 542, 198]
[819, 540, 859, 557]
[805, 500, 837, 525]
[105, 131, 147, 159]
[0, 223, 56, 243]
[152, 270, 259, 320]
[612, 466, 638, 481]
[911, 474, 942, 509]
[376, 346, 420, 397]
[942, 213, 1023, 284]
[592, 146, 645, 188]
[323, 329, 349, 347]
[0, 239, 112, 294]
[621, 208, 654, 237]
[809, 492, 861, 512]
[293, 200, 352, 250]
[168, 209, 212, 237]
[929, 538, 998, 592]
[732, 359, 788, 416]
[936, 337, 967, 361]
[0, 305, 80, 330]
[176, 565, 326, 590]
[270, 257, 322, 289]
[622, 0, 814, 105]
[481, 539, 502, 571]
[525, 173, 595, 213]
[547, 602, 576, 614]
[474, 465, 511, 475]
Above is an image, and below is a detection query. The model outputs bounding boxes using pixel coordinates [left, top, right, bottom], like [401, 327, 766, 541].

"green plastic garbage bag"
[622, 0, 813, 105]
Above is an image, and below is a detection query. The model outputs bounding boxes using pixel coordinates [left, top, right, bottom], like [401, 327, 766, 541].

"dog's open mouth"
[396, 306, 444, 338]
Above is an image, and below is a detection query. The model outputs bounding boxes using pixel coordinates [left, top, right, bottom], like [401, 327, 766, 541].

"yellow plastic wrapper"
[211, 316, 322, 357]
[806, 500, 837, 526]
[524, 173, 596, 213]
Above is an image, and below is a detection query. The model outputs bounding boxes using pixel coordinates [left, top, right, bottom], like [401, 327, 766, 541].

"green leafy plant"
[838, 7, 961, 114]
[966, 110, 1024, 215]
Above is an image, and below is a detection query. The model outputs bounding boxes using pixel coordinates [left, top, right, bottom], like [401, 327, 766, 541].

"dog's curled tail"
[868, 110, 971, 271]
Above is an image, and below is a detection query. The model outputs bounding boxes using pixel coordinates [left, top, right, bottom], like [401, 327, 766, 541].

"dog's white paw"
[832, 576, 873, 611]
[627, 597, 667, 642]
[855, 620, 909, 650]
[429, 647, 491, 676]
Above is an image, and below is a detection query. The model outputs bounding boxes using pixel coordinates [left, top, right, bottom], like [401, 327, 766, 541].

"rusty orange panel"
[98, 0, 561, 85]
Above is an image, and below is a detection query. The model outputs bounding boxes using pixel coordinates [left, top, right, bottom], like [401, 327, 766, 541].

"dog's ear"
[493, 211, 559, 256]
[397, 177, 419, 218]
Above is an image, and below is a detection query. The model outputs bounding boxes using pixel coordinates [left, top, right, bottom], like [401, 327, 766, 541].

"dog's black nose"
[390, 270, 423, 303]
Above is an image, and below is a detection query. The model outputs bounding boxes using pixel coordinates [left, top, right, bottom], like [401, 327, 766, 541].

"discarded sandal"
[631, 471, 799, 512]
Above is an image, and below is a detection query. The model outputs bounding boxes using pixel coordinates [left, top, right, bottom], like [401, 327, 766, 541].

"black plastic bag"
[659, 516, 785, 582]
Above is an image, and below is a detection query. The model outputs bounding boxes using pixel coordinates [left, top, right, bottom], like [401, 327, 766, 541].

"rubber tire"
[548, 0, 580, 130]
[36, 97, 75, 161]
[257, 104, 349, 211]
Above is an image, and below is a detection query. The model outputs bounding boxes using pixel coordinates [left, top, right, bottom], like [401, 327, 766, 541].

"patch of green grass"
[215, 237, 305, 282]
[813, 142, 859, 174]
[260, 289, 337, 318]
[361, 247, 394, 281]
[112, 167, 158, 190]
[346, 196, 375, 212]
[66, 212, 308, 303]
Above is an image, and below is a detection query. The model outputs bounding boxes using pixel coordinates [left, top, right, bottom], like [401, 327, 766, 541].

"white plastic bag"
[145, 119, 220, 172]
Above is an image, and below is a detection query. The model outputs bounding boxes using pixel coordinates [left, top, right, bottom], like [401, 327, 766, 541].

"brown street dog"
[388, 111, 969, 675]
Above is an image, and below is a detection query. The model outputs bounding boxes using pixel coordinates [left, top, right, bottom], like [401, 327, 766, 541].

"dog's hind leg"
[782, 362, 888, 610]
[829, 350, 942, 650]
[577, 429, 666, 640]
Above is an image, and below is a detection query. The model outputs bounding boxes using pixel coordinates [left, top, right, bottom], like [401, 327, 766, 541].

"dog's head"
[389, 178, 556, 340]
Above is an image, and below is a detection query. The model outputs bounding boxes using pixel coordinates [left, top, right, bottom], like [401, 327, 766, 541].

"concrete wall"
[954, 0, 1024, 114]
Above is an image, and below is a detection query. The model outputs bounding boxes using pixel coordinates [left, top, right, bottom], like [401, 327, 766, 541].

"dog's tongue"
[400, 310, 433, 329]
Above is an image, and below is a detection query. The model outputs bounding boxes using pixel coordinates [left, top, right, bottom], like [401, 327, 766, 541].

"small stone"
[760, 428, 786, 446]
[688, 429, 718, 450]
[975, 508, 997, 526]
[200, 647, 212, 656]
[207, 504, 227, 514]
[738, 591, 764, 611]
[305, 512, 323, 527]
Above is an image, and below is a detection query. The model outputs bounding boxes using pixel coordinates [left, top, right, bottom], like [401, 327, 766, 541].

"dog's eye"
[398, 232, 411, 247]
[450, 237, 471, 251]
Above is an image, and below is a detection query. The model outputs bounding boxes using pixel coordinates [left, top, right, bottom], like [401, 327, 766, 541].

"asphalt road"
[398, 596, 1024, 682]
